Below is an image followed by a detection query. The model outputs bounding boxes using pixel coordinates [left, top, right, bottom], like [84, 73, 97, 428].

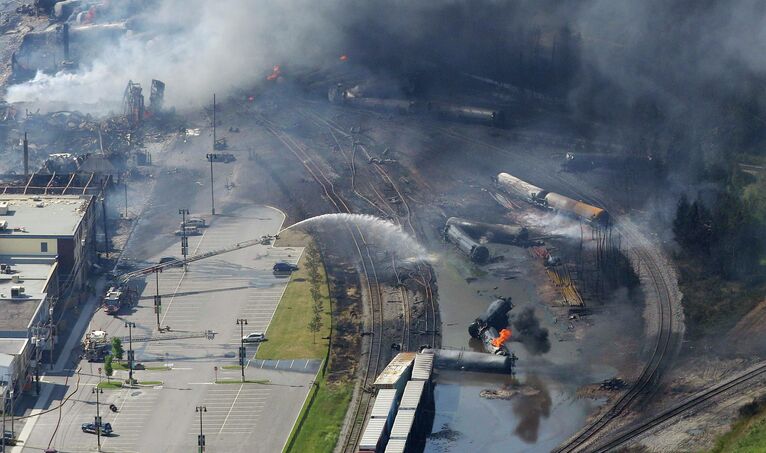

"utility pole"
[154, 268, 162, 331]
[212, 93, 216, 150]
[101, 187, 109, 259]
[236, 318, 248, 382]
[125, 322, 135, 385]
[123, 174, 128, 218]
[22, 132, 28, 180]
[179, 208, 189, 269]
[205, 154, 218, 216]
[196, 405, 207, 453]
[92, 386, 103, 451]
[9, 382, 14, 438]
[1, 376, 6, 452]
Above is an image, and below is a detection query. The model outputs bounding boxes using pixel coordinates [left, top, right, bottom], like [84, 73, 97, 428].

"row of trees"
[673, 189, 764, 280]
[305, 246, 325, 344]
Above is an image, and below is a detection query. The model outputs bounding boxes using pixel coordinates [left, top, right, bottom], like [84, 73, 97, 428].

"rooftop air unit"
[0, 202, 8, 215]
[11, 286, 25, 298]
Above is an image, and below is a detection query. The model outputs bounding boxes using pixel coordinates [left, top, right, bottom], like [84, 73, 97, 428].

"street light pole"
[179, 208, 189, 269]
[196, 405, 207, 453]
[125, 322, 135, 385]
[92, 387, 103, 451]
[236, 318, 248, 383]
[205, 154, 218, 216]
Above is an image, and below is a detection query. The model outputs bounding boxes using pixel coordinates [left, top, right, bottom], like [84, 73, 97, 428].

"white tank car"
[496, 172, 548, 201]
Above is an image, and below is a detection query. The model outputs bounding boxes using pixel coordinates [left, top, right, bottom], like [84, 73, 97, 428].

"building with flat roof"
[0, 194, 97, 409]
[0, 194, 96, 293]
[0, 257, 58, 404]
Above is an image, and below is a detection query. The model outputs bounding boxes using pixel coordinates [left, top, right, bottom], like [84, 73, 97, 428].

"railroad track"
[592, 360, 766, 451]
[298, 106, 438, 350]
[256, 114, 389, 453]
[429, 125, 678, 451]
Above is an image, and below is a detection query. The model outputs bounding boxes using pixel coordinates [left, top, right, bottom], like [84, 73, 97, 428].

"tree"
[111, 337, 124, 362]
[104, 355, 114, 381]
[308, 304, 323, 344]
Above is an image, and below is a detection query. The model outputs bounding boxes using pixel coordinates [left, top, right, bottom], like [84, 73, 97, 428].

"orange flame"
[491, 328, 512, 348]
[339, 55, 349, 61]
[266, 65, 281, 81]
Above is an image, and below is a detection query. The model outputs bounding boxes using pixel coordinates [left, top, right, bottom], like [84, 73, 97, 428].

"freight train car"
[562, 151, 657, 173]
[446, 217, 528, 245]
[328, 84, 506, 127]
[443, 222, 490, 264]
[496, 172, 609, 226]
[425, 101, 506, 127]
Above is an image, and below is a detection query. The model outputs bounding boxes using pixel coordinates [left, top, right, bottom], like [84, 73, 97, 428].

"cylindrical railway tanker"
[496, 172, 609, 226]
[444, 223, 490, 264]
[328, 84, 506, 127]
[446, 217, 528, 245]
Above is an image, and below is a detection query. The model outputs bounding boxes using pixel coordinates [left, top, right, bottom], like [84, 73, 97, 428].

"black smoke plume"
[513, 307, 551, 355]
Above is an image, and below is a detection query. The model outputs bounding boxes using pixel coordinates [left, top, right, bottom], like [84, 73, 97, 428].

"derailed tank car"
[328, 84, 415, 114]
[425, 102, 506, 127]
[446, 217, 528, 245]
[444, 223, 490, 264]
[497, 172, 609, 226]
[562, 152, 656, 173]
[328, 84, 506, 127]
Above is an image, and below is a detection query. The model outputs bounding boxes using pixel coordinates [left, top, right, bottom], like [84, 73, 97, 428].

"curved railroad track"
[298, 107, 438, 350]
[425, 125, 679, 451]
[256, 114, 393, 453]
[592, 360, 766, 451]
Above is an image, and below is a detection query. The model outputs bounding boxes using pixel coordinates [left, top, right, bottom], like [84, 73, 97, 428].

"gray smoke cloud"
[7, 0, 345, 111]
[7, 0, 766, 159]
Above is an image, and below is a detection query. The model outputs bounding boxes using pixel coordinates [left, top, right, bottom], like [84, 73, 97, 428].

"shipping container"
[384, 438, 407, 453]
[371, 389, 399, 431]
[399, 380, 425, 411]
[411, 353, 434, 381]
[374, 352, 416, 395]
[389, 409, 416, 442]
[358, 417, 389, 452]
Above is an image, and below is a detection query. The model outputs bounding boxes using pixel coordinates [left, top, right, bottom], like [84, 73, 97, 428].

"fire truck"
[103, 286, 131, 315]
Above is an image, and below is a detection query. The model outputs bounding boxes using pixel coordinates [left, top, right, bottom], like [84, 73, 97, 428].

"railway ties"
[257, 113, 392, 453]
[592, 361, 766, 451]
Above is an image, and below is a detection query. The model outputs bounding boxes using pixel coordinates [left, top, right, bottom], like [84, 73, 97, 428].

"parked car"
[273, 262, 298, 273]
[81, 422, 113, 435]
[219, 153, 236, 163]
[2, 431, 17, 446]
[174, 226, 201, 236]
[242, 332, 266, 343]
[182, 217, 207, 228]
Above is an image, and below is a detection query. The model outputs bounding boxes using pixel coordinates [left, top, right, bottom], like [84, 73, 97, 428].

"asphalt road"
[13, 132, 314, 452]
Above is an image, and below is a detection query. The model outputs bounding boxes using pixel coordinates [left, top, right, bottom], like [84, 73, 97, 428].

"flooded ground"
[427, 242, 611, 452]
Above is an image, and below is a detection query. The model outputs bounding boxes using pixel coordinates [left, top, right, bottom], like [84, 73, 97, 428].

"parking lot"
[17, 205, 315, 452]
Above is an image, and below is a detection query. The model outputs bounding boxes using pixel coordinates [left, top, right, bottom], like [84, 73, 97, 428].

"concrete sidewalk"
[10, 277, 108, 453]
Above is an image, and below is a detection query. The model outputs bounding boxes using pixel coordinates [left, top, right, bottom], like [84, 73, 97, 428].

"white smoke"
[7, 0, 345, 112]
